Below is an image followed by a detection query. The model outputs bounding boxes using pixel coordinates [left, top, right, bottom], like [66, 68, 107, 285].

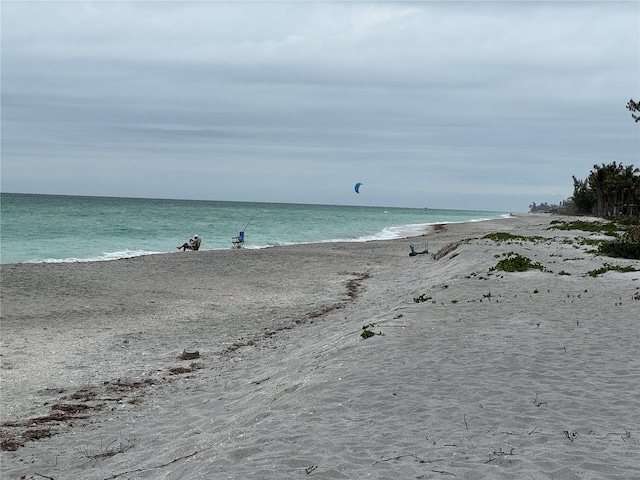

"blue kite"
[354, 182, 363, 194]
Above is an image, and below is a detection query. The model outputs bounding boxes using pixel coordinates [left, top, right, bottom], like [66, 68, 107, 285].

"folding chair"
[232, 231, 245, 249]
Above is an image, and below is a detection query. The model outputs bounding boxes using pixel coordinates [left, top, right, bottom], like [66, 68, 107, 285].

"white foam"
[34, 250, 165, 264]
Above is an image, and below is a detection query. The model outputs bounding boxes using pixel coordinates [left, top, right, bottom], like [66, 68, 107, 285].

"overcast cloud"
[1, 1, 638, 211]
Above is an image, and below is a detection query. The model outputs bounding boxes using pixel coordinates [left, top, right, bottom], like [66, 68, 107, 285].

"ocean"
[0, 193, 508, 265]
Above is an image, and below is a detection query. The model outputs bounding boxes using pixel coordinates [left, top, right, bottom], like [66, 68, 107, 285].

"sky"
[1, 1, 638, 212]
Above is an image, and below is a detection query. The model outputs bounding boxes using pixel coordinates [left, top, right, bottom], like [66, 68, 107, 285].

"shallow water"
[0, 193, 507, 264]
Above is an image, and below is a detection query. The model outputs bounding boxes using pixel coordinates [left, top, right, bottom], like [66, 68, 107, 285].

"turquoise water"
[0, 193, 508, 264]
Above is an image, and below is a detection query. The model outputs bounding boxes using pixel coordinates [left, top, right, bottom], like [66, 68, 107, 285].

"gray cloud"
[1, 1, 638, 211]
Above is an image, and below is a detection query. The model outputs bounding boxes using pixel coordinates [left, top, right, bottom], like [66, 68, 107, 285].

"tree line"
[530, 99, 639, 218]
[566, 97, 639, 218]
[529, 163, 640, 218]
[571, 162, 640, 217]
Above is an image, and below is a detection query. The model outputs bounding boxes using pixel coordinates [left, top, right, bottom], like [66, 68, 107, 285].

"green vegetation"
[579, 238, 606, 246]
[572, 162, 639, 218]
[548, 220, 619, 236]
[361, 328, 375, 339]
[598, 222, 640, 259]
[529, 201, 565, 213]
[413, 293, 432, 303]
[587, 263, 639, 277]
[547, 219, 640, 259]
[597, 241, 640, 260]
[361, 323, 383, 339]
[532, 162, 640, 260]
[483, 232, 545, 243]
[490, 253, 549, 273]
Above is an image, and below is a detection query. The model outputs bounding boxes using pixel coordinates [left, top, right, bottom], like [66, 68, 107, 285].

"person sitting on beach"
[177, 234, 201, 251]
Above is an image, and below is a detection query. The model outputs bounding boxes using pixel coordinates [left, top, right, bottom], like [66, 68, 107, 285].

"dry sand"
[1, 214, 639, 479]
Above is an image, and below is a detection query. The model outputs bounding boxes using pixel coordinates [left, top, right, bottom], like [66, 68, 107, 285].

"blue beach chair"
[232, 231, 245, 249]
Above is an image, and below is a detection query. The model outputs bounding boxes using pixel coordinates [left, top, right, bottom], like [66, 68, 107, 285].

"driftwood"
[432, 242, 460, 260]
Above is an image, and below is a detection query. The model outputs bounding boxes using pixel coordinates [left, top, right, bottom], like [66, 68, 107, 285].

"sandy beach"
[1, 214, 639, 480]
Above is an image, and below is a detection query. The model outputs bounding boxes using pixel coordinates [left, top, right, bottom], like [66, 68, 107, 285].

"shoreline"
[1, 193, 510, 265]
[2, 214, 639, 479]
[0, 216, 493, 266]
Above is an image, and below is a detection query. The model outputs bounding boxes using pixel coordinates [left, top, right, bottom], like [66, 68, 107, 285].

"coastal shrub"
[595, 223, 640, 259]
[361, 323, 382, 339]
[550, 219, 640, 260]
[622, 223, 640, 241]
[483, 232, 545, 243]
[413, 293, 432, 303]
[598, 240, 640, 259]
[578, 238, 606, 248]
[361, 329, 375, 339]
[615, 216, 640, 227]
[548, 220, 619, 236]
[587, 263, 639, 277]
[490, 253, 548, 273]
